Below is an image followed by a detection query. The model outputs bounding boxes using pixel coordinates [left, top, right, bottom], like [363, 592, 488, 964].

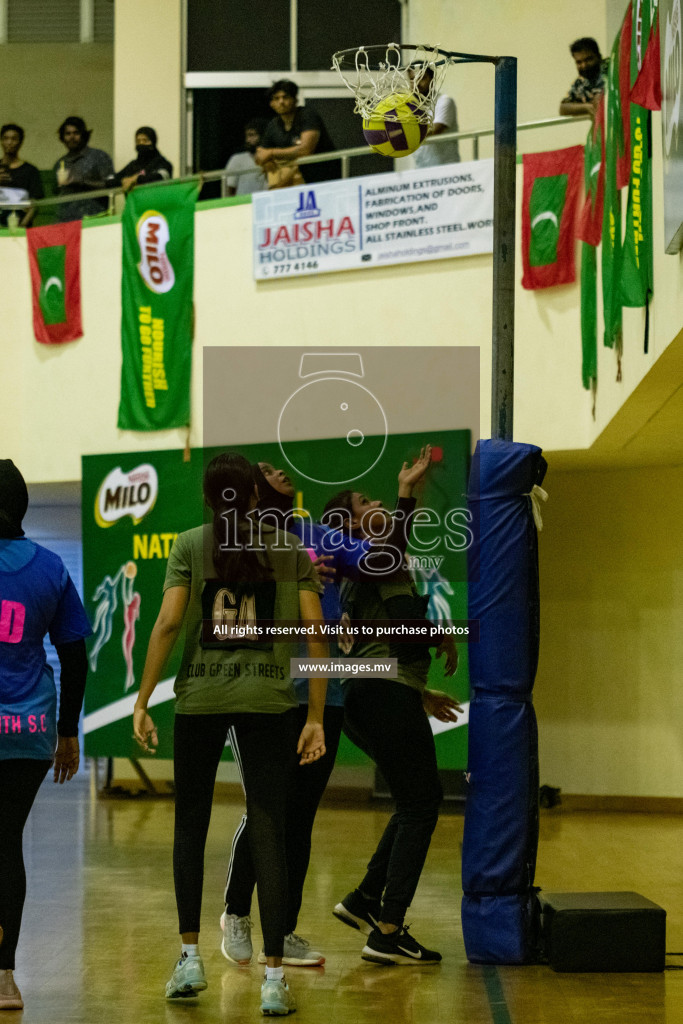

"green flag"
[529, 175, 568, 266]
[36, 245, 67, 324]
[118, 180, 199, 431]
[581, 243, 598, 393]
[601, 27, 623, 355]
[620, 0, 655, 323]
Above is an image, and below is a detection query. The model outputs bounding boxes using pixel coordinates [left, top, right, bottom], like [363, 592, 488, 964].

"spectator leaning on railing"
[255, 80, 337, 189]
[108, 127, 173, 194]
[53, 116, 114, 222]
[0, 124, 44, 228]
[559, 37, 608, 120]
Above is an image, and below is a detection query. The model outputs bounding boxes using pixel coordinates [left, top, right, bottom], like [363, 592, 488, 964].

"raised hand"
[397, 445, 433, 496]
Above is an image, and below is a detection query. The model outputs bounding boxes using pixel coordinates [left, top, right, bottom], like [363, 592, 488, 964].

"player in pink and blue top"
[0, 460, 92, 1011]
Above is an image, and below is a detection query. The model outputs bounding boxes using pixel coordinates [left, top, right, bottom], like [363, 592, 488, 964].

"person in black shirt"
[0, 124, 44, 227]
[109, 126, 173, 193]
[255, 79, 338, 187]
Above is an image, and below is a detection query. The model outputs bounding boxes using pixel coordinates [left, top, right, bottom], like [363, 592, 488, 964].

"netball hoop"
[331, 43, 459, 124]
[333, 42, 517, 441]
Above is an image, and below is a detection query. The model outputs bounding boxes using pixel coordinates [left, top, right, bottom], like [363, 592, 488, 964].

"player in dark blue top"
[220, 450, 432, 967]
[0, 460, 92, 1011]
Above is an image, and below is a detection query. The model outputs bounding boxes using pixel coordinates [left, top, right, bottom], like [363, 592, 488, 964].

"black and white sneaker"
[332, 890, 381, 936]
[361, 926, 442, 966]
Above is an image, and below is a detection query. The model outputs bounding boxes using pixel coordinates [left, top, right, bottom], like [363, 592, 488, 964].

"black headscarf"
[136, 126, 159, 166]
[251, 463, 294, 530]
[0, 459, 28, 538]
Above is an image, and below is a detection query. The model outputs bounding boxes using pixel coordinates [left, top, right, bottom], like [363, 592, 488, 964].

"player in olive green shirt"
[133, 453, 326, 1016]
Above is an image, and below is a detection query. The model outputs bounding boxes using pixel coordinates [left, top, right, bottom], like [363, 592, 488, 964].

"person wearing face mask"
[109, 127, 173, 194]
[224, 119, 268, 197]
[559, 38, 607, 120]
[0, 460, 92, 1011]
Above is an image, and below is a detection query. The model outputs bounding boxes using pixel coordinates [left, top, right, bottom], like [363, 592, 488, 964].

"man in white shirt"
[410, 68, 460, 168]
[224, 120, 268, 197]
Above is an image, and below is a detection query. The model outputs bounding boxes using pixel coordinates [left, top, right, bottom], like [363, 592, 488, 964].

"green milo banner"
[117, 180, 199, 430]
[82, 433, 471, 767]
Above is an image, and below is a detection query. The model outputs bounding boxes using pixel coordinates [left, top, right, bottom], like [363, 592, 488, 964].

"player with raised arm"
[220, 448, 433, 968]
[322, 485, 462, 965]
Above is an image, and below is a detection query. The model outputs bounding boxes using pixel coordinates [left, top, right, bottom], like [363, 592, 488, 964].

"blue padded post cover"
[461, 439, 547, 964]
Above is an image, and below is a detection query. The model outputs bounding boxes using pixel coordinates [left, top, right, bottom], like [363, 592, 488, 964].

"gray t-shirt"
[164, 523, 321, 715]
[224, 151, 267, 195]
[53, 146, 115, 221]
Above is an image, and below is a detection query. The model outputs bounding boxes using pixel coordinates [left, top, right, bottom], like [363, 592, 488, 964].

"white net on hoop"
[331, 43, 450, 124]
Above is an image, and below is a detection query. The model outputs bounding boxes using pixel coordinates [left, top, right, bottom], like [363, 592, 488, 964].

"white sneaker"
[257, 932, 325, 967]
[260, 976, 296, 1016]
[165, 952, 207, 999]
[220, 911, 253, 964]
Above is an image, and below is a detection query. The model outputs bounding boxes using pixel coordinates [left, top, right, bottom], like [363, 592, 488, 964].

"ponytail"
[203, 453, 272, 590]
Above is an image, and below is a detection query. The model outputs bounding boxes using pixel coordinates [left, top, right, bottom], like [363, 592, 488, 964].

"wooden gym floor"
[10, 775, 683, 1023]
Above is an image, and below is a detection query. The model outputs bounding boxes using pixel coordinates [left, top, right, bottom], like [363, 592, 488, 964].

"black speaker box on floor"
[539, 892, 666, 972]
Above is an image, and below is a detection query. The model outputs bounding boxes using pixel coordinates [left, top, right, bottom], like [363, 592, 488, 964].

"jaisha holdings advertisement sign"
[252, 159, 494, 280]
[118, 181, 199, 430]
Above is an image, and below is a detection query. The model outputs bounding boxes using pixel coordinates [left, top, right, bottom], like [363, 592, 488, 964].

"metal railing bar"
[0, 113, 590, 214]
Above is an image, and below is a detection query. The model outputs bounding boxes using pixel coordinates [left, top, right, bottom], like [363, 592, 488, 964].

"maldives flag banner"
[521, 146, 584, 289]
[602, 28, 624, 353]
[118, 180, 199, 431]
[26, 221, 82, 344]
[577, 95, 606, 246]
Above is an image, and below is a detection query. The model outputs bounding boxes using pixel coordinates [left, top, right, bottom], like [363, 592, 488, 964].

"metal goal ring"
[331, 43, 454, 72]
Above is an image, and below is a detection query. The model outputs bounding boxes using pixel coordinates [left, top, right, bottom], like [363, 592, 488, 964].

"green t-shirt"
[340, 575, 431, 693]
[164, 523, 321, 714]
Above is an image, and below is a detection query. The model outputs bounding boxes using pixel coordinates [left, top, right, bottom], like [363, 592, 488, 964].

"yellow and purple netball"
[362, 93, 428, 158]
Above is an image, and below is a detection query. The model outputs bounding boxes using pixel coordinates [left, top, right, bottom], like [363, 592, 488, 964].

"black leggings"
[343, 680, 442, 927]
[0, 759, 51, 970]
[173, 709, 299, 958]
[224, 704, 345, 934]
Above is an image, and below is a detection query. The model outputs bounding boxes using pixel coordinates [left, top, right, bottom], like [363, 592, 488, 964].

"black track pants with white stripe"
[224, 704, 344, 933]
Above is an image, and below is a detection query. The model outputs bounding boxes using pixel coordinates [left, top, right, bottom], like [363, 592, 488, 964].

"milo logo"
[95, 464, 158, 527]
[136, 210, 175, 294]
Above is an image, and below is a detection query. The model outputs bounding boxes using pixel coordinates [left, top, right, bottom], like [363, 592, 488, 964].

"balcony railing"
[0, 114, 589, 226]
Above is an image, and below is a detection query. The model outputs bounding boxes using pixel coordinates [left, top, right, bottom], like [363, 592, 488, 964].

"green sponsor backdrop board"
[82, 431, 470, 766]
